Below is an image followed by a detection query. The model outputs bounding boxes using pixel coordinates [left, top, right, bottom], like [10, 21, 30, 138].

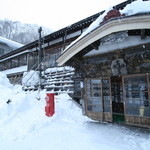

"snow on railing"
[22, 66, 75, 93]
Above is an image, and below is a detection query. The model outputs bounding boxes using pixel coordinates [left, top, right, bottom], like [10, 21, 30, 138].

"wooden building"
[1, 0, 150, 127]
[57, 1, 150, 127]
[0, 2, 102, 89]
[0, 0, 132, 92]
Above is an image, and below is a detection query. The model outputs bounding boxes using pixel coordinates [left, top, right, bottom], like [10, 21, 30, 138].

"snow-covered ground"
[0, 72, 150, 150]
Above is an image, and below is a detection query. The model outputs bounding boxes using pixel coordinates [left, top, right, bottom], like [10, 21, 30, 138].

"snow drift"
[0, 72, 150, 150]
[0, 72, 87, 142]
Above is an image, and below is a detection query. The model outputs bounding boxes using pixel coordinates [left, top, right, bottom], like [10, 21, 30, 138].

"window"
[44, 48, 61, 68]
[19, 54, 27, 66]
[85, 78, 111, 113]
[11, 57, 19, 68]
[28, 52, 38, 70]
[102, 79, 111, 112]
[3, 60, 11, 69]
[0, 63, 4, 70]
[123, 74, 150, 117]
[86, 79, 102, 112]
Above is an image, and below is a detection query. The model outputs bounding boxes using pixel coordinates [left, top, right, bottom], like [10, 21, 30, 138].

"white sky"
[0, 0, 125, 31]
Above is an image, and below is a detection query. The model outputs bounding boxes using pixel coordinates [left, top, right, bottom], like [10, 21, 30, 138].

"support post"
[38, 27, 42, 89]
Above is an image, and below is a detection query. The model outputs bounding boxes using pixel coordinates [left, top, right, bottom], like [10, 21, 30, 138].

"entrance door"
[85, 78, 112, 122]
[122, 74, 150, 126]
[102, 77, 112, 122]
[111, 76, 125, 123]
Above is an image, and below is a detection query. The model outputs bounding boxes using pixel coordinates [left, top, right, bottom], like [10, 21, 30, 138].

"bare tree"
[0, 19, 19, 39]
[0, 19, 53, 45]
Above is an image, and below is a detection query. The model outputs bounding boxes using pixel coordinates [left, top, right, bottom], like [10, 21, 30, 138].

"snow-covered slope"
[0, 72, 86, 140]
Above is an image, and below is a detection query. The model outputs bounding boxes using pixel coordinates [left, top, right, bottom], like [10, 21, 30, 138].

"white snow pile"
[2, 65, 27, 75]
[22, 70, 39, 87]
[45, 66, 74, 74]
[0, 72, 150, 150]
[64, 0, 150, 52]
[120, 0, 150, 16]
[0, 36, 23, 49]
[0, 72, 88, 148]
[0, 72, 13, 88]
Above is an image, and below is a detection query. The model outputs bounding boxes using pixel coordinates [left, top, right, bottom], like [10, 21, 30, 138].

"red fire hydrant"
[45, 93, 55, 117]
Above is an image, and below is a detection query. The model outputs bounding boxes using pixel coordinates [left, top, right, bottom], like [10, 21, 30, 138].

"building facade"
[57, 1, 150, 127]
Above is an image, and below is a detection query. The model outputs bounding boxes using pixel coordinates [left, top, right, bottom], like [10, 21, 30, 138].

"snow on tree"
[0, 19, 53, 44]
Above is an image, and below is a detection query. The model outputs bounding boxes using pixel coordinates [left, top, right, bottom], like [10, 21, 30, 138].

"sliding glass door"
[85, 77, 112, 122]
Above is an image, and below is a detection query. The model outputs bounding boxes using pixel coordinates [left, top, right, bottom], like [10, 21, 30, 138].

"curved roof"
[57, 14, 150, 66]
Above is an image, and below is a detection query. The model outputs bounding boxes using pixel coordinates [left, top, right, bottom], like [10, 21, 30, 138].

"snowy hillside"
[0, 72, 150, 150]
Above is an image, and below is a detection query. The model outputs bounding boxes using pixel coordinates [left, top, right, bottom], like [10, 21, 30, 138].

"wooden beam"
[141, 29, 146, 39]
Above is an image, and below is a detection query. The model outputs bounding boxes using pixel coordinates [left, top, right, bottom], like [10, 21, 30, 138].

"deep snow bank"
[0, 68, 150, 150]
[0, 72, 87, 141]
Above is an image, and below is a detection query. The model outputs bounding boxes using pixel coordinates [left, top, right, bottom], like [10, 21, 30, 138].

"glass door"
[123, 74, 150, 117]
[85, 79, 102, 113]
[111, 76, 125, 123]
[85, 77, 112, 122]
[102, 77, 112, 122]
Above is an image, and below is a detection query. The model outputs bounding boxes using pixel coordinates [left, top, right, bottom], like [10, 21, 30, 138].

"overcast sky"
[1, 0, 125, 31]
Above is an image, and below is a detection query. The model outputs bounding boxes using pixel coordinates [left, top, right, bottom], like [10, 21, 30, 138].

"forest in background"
[0, 19, 53, 45]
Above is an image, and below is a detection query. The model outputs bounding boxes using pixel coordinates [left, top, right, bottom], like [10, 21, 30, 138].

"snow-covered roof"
[2, 65, 27, 75]
[57, 0, 150, 66]
[45, 66, 74, 74]
[69, 0, 150, 50]
[0, 36, 23, 49]
[120, 0, 150, 16]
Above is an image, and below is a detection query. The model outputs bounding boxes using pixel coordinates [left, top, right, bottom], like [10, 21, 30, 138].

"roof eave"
[56, 14, 150, 66]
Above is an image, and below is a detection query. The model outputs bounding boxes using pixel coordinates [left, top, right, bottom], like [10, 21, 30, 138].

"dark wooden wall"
[78, 44, 150, 78]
